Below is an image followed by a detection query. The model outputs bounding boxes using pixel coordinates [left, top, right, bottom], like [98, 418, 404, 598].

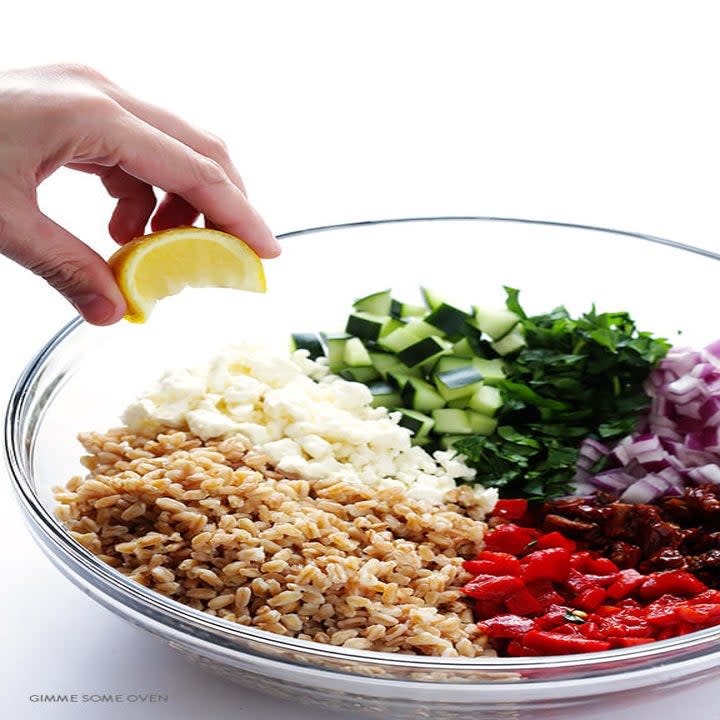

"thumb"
[0, 201, 127, 325]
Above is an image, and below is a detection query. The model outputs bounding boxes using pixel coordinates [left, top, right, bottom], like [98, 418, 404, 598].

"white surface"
[2, 2, 720, 719]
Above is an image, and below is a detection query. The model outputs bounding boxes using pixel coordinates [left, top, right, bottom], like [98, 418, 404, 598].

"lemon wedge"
[108, 227, 266, 322]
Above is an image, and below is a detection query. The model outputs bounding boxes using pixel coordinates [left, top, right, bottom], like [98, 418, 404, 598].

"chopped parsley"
[454, 287, 670, 501]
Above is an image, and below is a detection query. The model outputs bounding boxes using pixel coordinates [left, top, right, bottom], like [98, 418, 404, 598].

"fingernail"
[71, 293, 121, 325]
[268, 236, 282, 257]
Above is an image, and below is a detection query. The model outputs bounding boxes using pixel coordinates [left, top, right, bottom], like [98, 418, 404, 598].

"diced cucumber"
[401, 377, 446, 412]
[471, 357, 507, 384]
[353, 289, 392, 315]
[433, 366, 485, 402]
[433, 355, 473, 374]
[367, 381, 402, 408]
[386, 371, 410, 390]
[468, 385, 503, 416]
[395, 408, 435, 443]
[439, 434, 467, 450]
[491, 328, 526, 356]
[452, 337, 474, 358]
[391, 299, 427, 319]
[379, 320, 437, 353]
[432, 408, 473, 434]
[371, 353, 422, 380]
[405, 319, 442, 338]
[398, 336, 447, 368]
[425, 303, 472, 339]
[345, 312, 394, 342]
[321, 333, 351, 372]
[472, 306, 520, 340]
[369, 351, 401, 378]
[290, 332, 325, 360]
[380, 317, 405, 337]
[340, 366, 380, 383]
[447, 397, 470, 409]
[344, 337, 372, 366]
[467, 410, 498, 435]
[420, 286, 444, 310]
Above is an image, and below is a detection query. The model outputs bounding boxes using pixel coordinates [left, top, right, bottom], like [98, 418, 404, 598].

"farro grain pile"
[55, 427, 493, 657]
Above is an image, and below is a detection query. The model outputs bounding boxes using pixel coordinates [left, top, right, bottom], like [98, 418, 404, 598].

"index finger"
[106, 113, 280, 258]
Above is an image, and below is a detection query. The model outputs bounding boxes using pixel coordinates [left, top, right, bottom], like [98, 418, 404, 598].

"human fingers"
[0, 194, 127, 324]
[150, 193, 200, 233]
[105, 113, 280, 257]
[102, 86, 248, 195]
[68, 163, 157, 243]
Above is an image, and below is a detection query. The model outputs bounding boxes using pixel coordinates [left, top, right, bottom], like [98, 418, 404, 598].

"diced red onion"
[619, 477, 665, 504]
[700, 396, 720, 426]
[591, 469, 637, 492]
[687, 464, 720, 485]
[573, 343, 720, 502]
[705, 339, 720, 361]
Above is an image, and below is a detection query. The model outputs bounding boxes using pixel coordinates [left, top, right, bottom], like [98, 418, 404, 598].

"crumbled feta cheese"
[122, 342, 495, 509]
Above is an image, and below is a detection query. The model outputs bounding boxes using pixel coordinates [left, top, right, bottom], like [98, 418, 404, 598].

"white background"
[2, 2, 720, 719]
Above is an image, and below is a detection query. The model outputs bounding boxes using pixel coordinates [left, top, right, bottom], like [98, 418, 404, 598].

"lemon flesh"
[109, 227, 266, 323]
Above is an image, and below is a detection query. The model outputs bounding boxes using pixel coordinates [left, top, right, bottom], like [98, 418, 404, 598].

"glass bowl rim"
[6, 215, 720, 678]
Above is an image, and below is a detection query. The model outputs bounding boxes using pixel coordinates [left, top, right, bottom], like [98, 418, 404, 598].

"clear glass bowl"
[6, 217, 720, 720]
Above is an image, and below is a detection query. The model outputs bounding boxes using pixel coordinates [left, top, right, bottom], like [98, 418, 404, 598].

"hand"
[0, 64, 280, 325]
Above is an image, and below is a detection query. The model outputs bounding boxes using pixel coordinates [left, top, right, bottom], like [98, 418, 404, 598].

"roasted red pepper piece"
[676, 603, 720, 625]
[474, 599, 505, 619]
[526, 580, 566, 610]
[592, 604, 621, 617]
[536, 531, 577, 554]
[614, 637, 655, 647]
[638, 570, 708, 600]
[569, 551, 595, 572]
[522, 630, 611, 655]
[645, 606, 678, 627]
[506, 639, 542, 657]
[505, 588, 543, 616]
[574, 586, 607, 611]
[465, 551, 522, 577]
[689, 589, 720, 605]
[533, 604, 574, 630]
[565, 568, 595, 594]
[586, 557, 619, 575]
[521, 547, 571, 583]
[606, 568, 645, 600]
[579, 621, 602, 639]
[583, 572, 620, 588]
[598, 619, 653, 639]
[492, 499, 529, 521]
[461, 574, 524, 601]
[483, 524, 539, 555]
[477, 614, 536, 639]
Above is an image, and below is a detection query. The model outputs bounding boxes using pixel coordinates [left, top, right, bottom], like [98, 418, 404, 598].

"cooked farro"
[55, 427, 494, 657]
